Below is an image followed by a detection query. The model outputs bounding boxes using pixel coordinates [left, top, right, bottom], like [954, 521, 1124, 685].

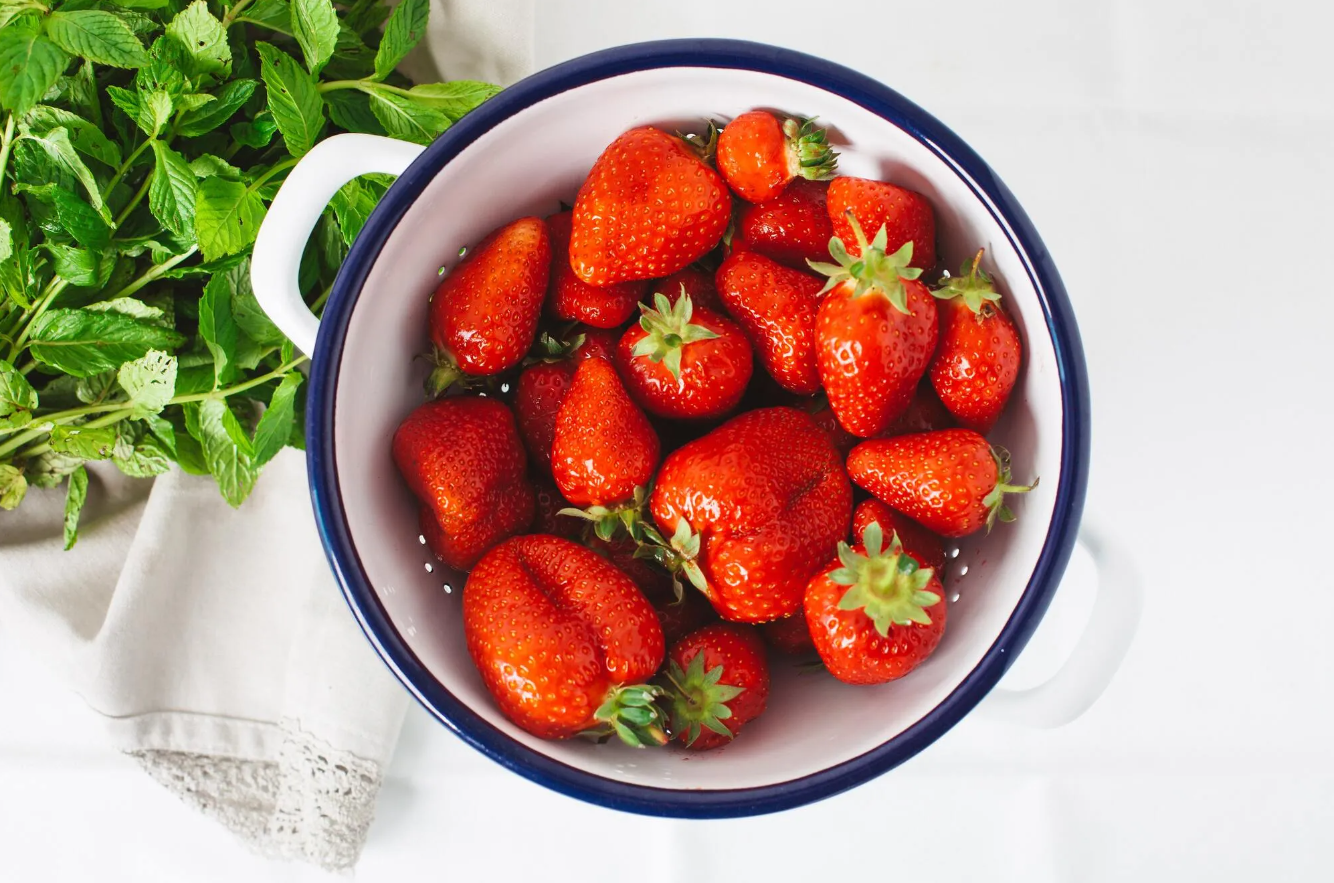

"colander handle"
[977, 521, 1143, 727]
[251, 134, 425, 356]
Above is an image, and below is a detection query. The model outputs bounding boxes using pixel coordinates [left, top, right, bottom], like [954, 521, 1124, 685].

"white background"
[4, 1, 1333, 879]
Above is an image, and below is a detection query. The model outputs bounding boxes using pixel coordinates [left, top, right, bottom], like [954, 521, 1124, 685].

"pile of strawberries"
[392, 111, 1035, 750]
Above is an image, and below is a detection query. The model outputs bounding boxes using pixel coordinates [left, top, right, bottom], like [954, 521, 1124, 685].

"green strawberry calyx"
[782, 116, 839, 181]
[636, 516, 708, 603]
[590, 683, 669, 748]
[680, 120, 720, 164]
[932, 248, 1003, 316]
[808, 213, 924, 314]
[559, 484, 652, 543]
[423, 346, 462, 397]
[631, 290, 720, 382]
[829, 521, 942, 636]
[528, 328, 587, 364]
[983, 445, 1039, 531]
[660, 652, 746, 747]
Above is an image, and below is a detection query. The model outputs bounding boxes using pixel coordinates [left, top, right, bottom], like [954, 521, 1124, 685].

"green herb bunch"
[0, 0, 499, 547]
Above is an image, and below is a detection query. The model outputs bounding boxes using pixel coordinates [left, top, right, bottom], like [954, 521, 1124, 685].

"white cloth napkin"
[0, 0, 534, 871]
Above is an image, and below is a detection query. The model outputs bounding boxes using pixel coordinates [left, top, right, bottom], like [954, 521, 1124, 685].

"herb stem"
[0, 114, 15, 196]
[248, 157, 298, 192]
[6, 279, 67, 363]
[104, 138, 154, 201]
[109, 247, 198, 300]
[318, 80, 416, 100]
[114, 175, 153, 227]
[222, 0, 254, 27]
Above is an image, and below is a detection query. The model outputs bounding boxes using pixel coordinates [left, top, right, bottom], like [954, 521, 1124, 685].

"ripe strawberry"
[827, 176, 936, 269]
[716, 112, 838, 204]
[427, 217, 550, 394]
[662, 624, 769, 749]
[715, 251, 825, 395]
[552, 357, 660, 508]
[572, 327, 620, 362]
[570, 126, 731, 285]
[851, 498, 947, 572]
[514, 361, 574, 474]
[847, 429, 1037, 537]
[532, 479, 581, 539]
[655, 592, 718, 647]
[392, 397, 535, 570]
[658, 266, 725, 314]
[463, 535, 667, 745]
[545, 210, 646, 329]
[617, 292, 753, 420]
[805, 397, 858, 457]
[762, 614, 815, 655]
[810, 217, 938, 436]
[594, 536, 716, 644]
[882, 380, 955, 437]
[805, 521, 947, 685]
[734, 178, 834, 270]
[649, 407, 852, 623]
[928, 250, 1022, 433]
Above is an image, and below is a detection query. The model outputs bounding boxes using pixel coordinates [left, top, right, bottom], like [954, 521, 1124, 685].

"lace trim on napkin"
[129, 718, 383, 871]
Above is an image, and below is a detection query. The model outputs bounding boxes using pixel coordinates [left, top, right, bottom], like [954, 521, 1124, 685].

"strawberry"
[617, 292, 753, 420]
[810, 217, 938, 437]
[827, 176, 936, 269]
[655, 592, 718, 646]
[882, 380, 955, 437]
[661, 624, 769, 749]
[594, 536, 716, 644]
[463, 535, 667, 745]
[716, 112, 838, 203]
[570, 126, 731, 285]
[552, 357, 660, 508]
[545, 210, 646, 329]
[514, 361, 574, 474]
[392, 397, 535, 570]
[649, 407, 852, 623]
[762, 614, 815, 655]
[532, 479, 581, 539]
[734, 178, 834, 270]
[846, 429, 1037, 537]
[805, 521, 947, 685]
[658, 265, 725, 313]
[928, 249, 1022, 433]
[427, 217, 550, 394]
[851, 498, 947, 572]
[715, 251, 825, 395]
[572, 327, 621, 362]
[805, 397, 858, 457]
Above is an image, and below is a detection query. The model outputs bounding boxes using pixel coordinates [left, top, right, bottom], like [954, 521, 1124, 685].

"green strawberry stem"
[635, 516, 707, 603]
[631, 291, 719, 381]
[591, 683, 669, 748]
[680, 120, 720, 163]
[424, 347, 462, 398]
[828, 522, 942, 636]
[528, 327, 586, 364]
[558, 485, 652, 543]
[782, 116, 839, 181]
[660, 653, 746, 747]
[931, 248, 1003, 315]
[984, 445, 1039, 530]
[807, 213, 924, 314]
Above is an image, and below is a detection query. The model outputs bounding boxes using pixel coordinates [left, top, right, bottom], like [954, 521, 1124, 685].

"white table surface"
[4, 1, 1333, 879]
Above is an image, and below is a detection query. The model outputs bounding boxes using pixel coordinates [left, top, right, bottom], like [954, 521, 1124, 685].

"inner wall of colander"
[332, 66, 1063, 790]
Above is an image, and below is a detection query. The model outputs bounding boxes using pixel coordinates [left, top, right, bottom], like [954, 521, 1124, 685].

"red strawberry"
[545, 210, 646, 329]
[734, 178, 834, 270]
[882, 380, 955, 437]
[392, 397, 535, 570]
[716, 111, 837, 204]
[928, 250, 1022, 433]
[649, 407, 852, 623]
[617, 293, 753, 420]
[514, 361, 574, 474]
[463, 535, 667, 745]
[594, 537, 716, 644]
[655, 592, 718, 646]
[805, 397, 858, 458]
[847, 429, 1037, 537]
[572, 326, 620, 361]
[827, 176, 936, 269]
[552, 357, 660, 508]
[570, 126, 731, 285]
[662, 623, 769, 749]
[658, 266, 725, 314]
[715, 251, 825, 395]
[851, 498, 947, 572]
[427, 217, 551, 394]
[805, 521, 947, 685]
[532, 480, 581, 539]
[762, 614, 815, 655]
[811, 217, 938, 436]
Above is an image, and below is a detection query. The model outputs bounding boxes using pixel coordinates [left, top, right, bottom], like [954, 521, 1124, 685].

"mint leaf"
[221, 256, 283, 344]
[17, 126, 110, 220]
[257, 42, 324, 157]
[29, 308, 186, 377]
[197, 397, 258, 507]
[252, 371, 301, 466]
[324, 88, 384, 135]
[164, 1, 230, 80]
[0, 218, 11, 264]
[86, 297, 166, 323]
[148, 141, 198, 239]
[367, 90, 448, 145]
[18, 184, 111, 249]
[108, 85, 173, 137]
[113, 423, 172, 477]
[117, 349, 177, 418]
[231, 112, 278, 148]
[407, 81, 502, 121]
[45, 10, 150, 69]
[373, 0, 428, 81]
[24, 449, 82, 489]
[50, 424, 120, 460]
[45, 244, 108, 287]
[21, 105, 122, 167]
[0, 22, 70, 118]
[194, 177, 265, 261]
[200, 270, 239, 385]
[176, 78, 256, 137]
[0, 358, 39, 430]
[0, 463, 26, 511]
[189, 153, 242, 180]
[291, 0, 337, 76]
[63, 464, 88, 550]
[240, 0, 293, 35]
[111, 0, 170, 8]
